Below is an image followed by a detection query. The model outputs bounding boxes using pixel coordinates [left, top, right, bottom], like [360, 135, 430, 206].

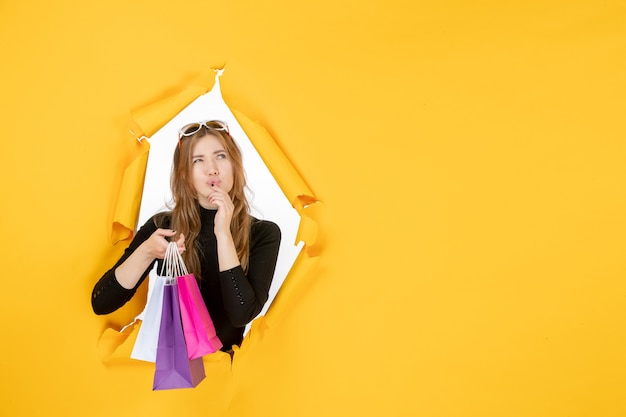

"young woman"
[92, 120, 281, 351]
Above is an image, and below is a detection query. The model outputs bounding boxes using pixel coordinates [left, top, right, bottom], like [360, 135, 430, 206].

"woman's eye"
[216, 153, 227, 160]
[193, 158, 203, 164]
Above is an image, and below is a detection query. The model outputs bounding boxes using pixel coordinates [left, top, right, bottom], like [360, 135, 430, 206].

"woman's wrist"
[115, 245, 156, 288]
[214, 229, 233, 241]
[135, 241, 159, 263]
[215, 230, 240, 271]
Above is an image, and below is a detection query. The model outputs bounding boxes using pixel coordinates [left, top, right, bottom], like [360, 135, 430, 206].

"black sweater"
[92, 206, 281, 350]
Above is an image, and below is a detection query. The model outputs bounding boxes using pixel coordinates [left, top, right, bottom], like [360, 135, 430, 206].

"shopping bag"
[153, 280, 206, 390]
[177, 273, 222, 359]
[166, 243, 222, 358]
[130, 266, 167, 362]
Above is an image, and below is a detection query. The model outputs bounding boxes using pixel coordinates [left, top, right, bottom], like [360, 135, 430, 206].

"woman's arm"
[91, 216, 184, 315]
[115, 229, 184, 288]
[206, 186, 281, 326]
[207, 184, 241, 271]
[218, 220, 281, 327]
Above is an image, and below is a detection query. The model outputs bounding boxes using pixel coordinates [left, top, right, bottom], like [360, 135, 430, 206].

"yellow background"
[1, 1, 626, 416]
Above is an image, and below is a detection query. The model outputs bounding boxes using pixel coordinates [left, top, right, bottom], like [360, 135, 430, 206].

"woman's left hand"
[207, 185, 234, 236]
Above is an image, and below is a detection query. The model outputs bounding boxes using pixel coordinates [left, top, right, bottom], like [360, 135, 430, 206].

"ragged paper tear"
[110, 142, 149, 244]
[100, 68, 324, 363]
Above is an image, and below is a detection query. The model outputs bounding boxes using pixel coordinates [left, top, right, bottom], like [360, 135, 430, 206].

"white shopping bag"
[129, 265, 167, 362]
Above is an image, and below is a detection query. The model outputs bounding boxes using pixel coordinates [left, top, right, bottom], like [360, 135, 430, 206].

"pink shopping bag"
[177, 273, 222, 359]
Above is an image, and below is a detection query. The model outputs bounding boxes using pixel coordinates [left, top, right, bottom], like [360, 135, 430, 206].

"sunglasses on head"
[178, 120, 229, 145]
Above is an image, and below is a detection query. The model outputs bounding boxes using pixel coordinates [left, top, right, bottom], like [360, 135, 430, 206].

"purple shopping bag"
[177, 273, 222, 359]
[153, 281, 205, 390]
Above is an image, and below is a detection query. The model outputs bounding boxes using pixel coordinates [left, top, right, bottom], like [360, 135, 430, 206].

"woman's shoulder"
[151, 211, 172, 226]
[137, 211, 172, 233]
[250, 216, 281, 242]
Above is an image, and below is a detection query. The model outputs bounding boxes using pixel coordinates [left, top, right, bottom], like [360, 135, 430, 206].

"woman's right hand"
[115, 229, 186, 290]
[139, 229, 186, 259]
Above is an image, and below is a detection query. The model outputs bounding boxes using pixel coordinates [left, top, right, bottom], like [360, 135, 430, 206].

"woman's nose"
[206, 165, 219, 175]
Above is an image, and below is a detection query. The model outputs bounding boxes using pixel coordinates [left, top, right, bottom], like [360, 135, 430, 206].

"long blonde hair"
[164, 124, 251, 276]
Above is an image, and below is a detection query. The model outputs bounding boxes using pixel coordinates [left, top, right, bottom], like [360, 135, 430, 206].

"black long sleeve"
[91, 207, 281, 349]
[91, 218, 159, 314]
[219, 220, 281, 327]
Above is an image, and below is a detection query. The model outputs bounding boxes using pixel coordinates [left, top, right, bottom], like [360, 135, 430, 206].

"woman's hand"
[140, 229, 186, 259]
[115, 229, 185, 290]
[207, 185, 241, 270]
[207, 185, 234, 237]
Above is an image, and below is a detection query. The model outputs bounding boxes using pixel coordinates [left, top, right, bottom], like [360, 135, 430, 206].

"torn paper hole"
[135, 73, 304, 335]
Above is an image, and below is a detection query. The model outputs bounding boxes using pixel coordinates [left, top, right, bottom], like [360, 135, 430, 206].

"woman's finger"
[209, 195, 233, 210]
[176, 233, 186, 253]
[155, 228, 176, 238]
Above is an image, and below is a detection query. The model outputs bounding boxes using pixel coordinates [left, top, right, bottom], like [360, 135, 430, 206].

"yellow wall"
[2, 1, 626, 416]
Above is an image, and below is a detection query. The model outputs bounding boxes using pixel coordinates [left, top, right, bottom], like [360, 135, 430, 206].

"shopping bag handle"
[160, 241, 189, 281]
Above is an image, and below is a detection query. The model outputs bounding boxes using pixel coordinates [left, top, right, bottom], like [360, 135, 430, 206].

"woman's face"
[190, 134, 234, 208]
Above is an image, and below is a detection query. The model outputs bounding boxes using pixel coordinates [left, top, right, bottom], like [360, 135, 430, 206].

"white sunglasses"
[178, 120, 229, 142]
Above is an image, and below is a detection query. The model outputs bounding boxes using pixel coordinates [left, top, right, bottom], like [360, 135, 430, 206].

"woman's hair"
[164, 124, 251, 276]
